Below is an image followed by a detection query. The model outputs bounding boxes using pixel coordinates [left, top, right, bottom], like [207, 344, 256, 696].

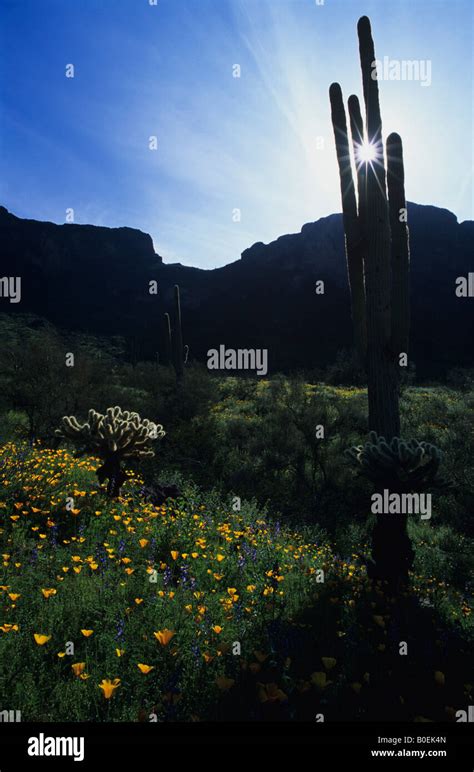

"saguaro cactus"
[164, 312, 173, 366]
[164, 285, 187, 384]
[173, 285, 184, 383]
[330, 16, 414, 585]
[330, 16, 410, 440]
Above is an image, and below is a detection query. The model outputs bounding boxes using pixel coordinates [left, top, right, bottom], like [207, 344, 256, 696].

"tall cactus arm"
[387, 132, 410, 358]
[329, 82, 367, 360]
[348, 94, 367, 231]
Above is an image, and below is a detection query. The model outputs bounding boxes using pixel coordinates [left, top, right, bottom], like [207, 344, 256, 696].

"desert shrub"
[323, 349, 366, 386]
[409, 520, 474, 594]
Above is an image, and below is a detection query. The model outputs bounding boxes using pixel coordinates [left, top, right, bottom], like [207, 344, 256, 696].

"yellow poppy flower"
[310, 671, 331, 691]
[71, 662, 86, 676]
[216, 675, 235, 691]
[212, 625, 223, 634]
[116, 648, 125, 657]
[139, 539, 149, 548]
[137, 664, 154, 674]
[153, 629, 175, 646]
[257, 682, 287, 703]
[170, 551, 179, 561]
[0, 623, 18, 633]
[33, 633, 51, 645]
[41, 588, 57, 599]
[81, 629, 94, 638]
[434, 671, 445, 687]
[98, 678, 120, 699]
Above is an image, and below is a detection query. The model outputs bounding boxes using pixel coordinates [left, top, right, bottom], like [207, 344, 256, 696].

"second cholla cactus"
[346, 431, 444, 492]
[56, 407, 165, 497]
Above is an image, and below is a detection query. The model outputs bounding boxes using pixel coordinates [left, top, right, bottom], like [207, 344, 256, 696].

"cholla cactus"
[56, 407, 165, 497]
[346, 431, 444, 492]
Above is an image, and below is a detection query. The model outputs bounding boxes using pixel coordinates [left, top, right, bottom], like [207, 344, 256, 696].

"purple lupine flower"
[50, 526, 58, 548]
[179, 562, 190, 587]
[95, 544, 107, 575]
[116, 618, 125, 641]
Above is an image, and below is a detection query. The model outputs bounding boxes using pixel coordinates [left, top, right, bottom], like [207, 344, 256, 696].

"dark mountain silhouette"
[0, 203, 472, 375]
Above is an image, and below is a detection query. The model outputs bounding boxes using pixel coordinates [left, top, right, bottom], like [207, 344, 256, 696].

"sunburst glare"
[356, 141, 378, 164]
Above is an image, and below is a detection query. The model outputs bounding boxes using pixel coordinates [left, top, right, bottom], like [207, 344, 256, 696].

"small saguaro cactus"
[164, 285, 188, 384]
[329, 17, 418, 586]
[164, 312, 173, 366]
[56, 407, 165, 497]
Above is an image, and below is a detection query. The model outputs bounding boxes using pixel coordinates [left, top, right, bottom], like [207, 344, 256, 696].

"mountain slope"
[0, 203, 472, 375]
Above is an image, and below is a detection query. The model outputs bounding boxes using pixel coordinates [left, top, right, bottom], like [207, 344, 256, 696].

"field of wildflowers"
[0, 404, 472, 721]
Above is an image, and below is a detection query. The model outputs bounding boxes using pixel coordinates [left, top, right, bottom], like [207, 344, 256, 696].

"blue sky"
[1, 0, 472, 268]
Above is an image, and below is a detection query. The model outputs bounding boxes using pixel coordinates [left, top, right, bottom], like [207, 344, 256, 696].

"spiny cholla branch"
[346, 431, 445, 491]
[56, 406, 165, 458]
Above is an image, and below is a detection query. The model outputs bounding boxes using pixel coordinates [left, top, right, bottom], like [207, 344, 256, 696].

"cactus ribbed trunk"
[357, 15, 400, 441]
[173, 285, 184, 385]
